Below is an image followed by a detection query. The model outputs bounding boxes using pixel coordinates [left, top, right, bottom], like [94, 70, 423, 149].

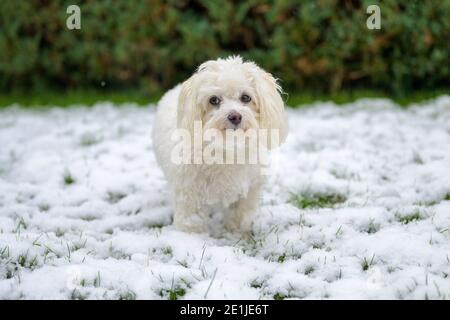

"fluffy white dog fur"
[152, 56, 288, 235]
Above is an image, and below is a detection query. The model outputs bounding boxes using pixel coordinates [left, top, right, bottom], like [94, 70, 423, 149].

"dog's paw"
[224, 219, 252, 238]
[174, 215, 208, 234]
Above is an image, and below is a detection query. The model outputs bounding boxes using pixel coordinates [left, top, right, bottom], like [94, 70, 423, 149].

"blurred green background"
[0, 0, 449, 107]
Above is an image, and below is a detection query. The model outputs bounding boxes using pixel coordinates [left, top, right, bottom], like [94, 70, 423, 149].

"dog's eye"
[209, 96, 221, 106]
[240, 94, 251, 103]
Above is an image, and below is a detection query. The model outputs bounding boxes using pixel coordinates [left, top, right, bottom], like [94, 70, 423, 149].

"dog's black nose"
[227, 111, 242, 126]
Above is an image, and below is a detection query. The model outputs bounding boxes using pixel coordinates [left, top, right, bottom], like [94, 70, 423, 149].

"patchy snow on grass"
[0, 96, 449, 300]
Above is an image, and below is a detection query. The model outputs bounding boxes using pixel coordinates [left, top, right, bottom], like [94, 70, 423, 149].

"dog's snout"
[227, 111, 242, 126]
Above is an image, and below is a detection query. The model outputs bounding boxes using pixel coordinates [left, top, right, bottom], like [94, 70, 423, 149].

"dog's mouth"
[228, 125, 241, 131]
[222, 123, 249, 131]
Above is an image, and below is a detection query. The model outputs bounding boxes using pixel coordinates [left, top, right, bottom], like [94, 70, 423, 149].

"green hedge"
[0, 0, 449, 95]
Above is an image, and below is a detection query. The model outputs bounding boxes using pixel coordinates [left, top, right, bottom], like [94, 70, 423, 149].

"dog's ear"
[251, 66, 288, 149]
[177, 76, 202, 133]
[197, 59, 219, 72]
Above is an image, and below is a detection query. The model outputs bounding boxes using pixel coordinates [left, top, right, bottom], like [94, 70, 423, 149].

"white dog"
[152, 56, 288, 235]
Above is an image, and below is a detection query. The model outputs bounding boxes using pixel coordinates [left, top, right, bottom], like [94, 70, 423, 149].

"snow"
[0, 96, 450, 300]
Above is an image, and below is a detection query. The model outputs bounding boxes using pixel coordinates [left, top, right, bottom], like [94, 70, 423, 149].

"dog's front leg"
[224, 184, 261, 235]
[173, 192, 208, 233]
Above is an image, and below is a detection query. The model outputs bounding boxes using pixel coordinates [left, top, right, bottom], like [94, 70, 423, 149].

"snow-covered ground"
[0, 96, 450, 300]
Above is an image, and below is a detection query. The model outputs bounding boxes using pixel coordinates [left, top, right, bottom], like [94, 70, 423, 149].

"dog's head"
[177, 56, 288, 149]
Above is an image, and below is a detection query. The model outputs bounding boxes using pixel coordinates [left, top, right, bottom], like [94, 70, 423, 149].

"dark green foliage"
[361, 255, 375, 271]
[273, 293, 286, 300]
[160, 287, 186, 300]
[304, 265, 315, 275]
[289, 192, 346, 209]
[250, 279, 265, 289]
[364, 219, 380, 234]
[63, 170, 75, 185]
[397, 211, 423, 224]
[118, 290, 137, 300]
[70, 289, 87, 300]
[0, 1, 449, 95]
